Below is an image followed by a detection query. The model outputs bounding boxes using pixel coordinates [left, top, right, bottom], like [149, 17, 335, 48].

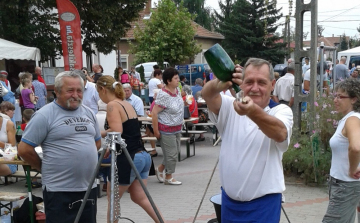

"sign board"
[43, 67, 65, 85]
[175, 65, 188, 70]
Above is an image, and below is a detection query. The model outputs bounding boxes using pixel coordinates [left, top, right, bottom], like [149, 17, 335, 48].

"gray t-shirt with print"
[21, 101, 101, 192]
[334, 64, 349, 82]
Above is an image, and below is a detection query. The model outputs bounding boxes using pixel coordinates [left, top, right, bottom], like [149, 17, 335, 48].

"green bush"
[114, 67, 119, 81]
[139, 65, 145, 83]
[283, 95, 342, 184]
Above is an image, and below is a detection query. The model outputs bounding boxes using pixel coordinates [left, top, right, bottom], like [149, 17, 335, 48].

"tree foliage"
[130, 0, 201, 68]
[317, 25, 325, 37]
[173, 0, 212, 30]
[339, 33, 348, 51]
[212, 0, 233, 32]
[0, 0, 146, 61]
[214, 0, 286, 65]
[349, 37, 360, 48]
[0, 0, 61, 61]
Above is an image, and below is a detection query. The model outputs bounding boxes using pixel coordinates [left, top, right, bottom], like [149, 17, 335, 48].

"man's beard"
[66, 97, 82, 110]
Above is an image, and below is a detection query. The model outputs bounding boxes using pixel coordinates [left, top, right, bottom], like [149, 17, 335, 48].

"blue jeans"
[7, 164, 17, 174]
[125, 151, 151, 185]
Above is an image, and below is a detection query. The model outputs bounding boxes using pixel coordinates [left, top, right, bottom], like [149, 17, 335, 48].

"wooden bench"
[0, 192, 28, 222]
[194, 122, 219, 144]
[9, 171, 42, 179]
[4, 170, 42, 185]
[181, 130, 207, 135]
[142, 137, 195, 161]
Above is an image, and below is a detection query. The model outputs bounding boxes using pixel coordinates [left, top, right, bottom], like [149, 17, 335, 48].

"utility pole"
[293, 0, 318, 133]
[284, 16, 290, 62]
[287, 15, 291, 59]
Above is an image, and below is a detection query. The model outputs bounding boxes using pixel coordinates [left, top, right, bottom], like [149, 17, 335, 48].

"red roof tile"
[121, 9, 224, 40]
[303, 36, 350, 47]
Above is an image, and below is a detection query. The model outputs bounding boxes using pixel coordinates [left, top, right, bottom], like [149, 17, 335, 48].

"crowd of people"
[0, 55, 360, 222]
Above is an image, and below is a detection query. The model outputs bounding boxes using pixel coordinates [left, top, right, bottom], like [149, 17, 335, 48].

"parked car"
[175, 64, 210, 85]
[273, 64, 286, 76]
[135, 62, 170, 83]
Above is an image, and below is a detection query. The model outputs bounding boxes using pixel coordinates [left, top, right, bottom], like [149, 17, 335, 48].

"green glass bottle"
[204, 43, 240, 93]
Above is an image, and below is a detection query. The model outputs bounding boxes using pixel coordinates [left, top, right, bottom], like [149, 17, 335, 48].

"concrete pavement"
[1, 132, 332, 223]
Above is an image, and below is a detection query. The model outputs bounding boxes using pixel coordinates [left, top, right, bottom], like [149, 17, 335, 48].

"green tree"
[317, 25, 325, 37]
[339, 33, 348, 51]
[215, 0, 286, 64]
[0, 1, 61, 61]
[0, 0, 146, 61]
[212, 0, 233, 31]
[349, 37, 360, 48]
[130, 0, 201, 68]
[173, 0, 212, 30]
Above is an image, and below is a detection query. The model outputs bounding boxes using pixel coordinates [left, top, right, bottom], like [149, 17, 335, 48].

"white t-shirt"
[220, 90, 234, 97]
[148, 78, 162, 97]
[209, 95, 293, 201]
[330, 111, 360, 182]
[273, 73, 294, 101]
[302, 69, 327, 90]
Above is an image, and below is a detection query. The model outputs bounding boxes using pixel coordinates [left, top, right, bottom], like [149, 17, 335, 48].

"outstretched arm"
[202, 66, 242, 115]
[233, 98, 288, 143]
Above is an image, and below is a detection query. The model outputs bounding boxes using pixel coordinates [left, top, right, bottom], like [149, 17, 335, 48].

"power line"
[320, 3, 360, 22]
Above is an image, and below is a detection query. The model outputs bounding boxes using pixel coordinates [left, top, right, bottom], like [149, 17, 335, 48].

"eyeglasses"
[332, 95, 352, 99]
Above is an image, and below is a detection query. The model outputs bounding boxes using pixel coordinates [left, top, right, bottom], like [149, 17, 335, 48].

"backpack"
[13, 195, 43, 223]
[121, 73, 130, 84]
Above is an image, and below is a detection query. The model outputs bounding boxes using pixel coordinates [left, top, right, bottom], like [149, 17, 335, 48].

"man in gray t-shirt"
[18, 70, 101, 223]
[334, 57, 350, 82]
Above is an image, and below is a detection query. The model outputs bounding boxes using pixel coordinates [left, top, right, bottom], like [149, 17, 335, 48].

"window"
[118, 54, 129, 70]
[349, 56, 360, 70]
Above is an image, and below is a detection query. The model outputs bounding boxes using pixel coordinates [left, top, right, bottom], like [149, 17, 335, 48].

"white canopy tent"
[0, 38, 40, 60]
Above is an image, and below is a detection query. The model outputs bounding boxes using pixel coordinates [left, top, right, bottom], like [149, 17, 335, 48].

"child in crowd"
[21, 78, 37, 110]
[22, 109, 41, 188]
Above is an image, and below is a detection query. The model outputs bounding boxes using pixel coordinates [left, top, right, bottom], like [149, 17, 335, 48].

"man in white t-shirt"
[302, 61, 329, 95]
[302, 57, 310, 77]
[148, 69, 164, 104]
[202, 58, 293, 222]
[273, 62, 295, 107]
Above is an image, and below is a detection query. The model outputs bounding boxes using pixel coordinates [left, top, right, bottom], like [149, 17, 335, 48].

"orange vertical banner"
[56, 0, 82, 71]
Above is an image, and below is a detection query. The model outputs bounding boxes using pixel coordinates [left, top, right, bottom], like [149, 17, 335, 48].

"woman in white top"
[0, 116, 16, 176]
[323, 78, 360, 223]
[148, 69, 163, 104]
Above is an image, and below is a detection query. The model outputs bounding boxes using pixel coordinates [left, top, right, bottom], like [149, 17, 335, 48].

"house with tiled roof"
[303, 35, 350, 48]
[116, 0, 224, 70]
[303, 35, 350, 60]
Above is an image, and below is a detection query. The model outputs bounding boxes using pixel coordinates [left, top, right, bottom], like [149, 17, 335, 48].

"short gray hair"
[287, 62, 295, 73]
[55, 70, 84, 93]
[182, 85, 192, 95]
[243, 58, 274, 81]
[195, 78, 203, 86]
[122, 83, 131, 89]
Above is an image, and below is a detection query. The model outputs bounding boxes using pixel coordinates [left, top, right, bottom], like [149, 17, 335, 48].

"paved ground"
[1, 132, 336, 223]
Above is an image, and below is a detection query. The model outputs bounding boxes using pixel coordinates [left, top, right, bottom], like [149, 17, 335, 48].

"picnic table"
[0, 158, 36, 223]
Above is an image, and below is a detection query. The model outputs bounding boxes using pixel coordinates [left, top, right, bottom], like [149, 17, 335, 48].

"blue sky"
[153, 0, 360, 39]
